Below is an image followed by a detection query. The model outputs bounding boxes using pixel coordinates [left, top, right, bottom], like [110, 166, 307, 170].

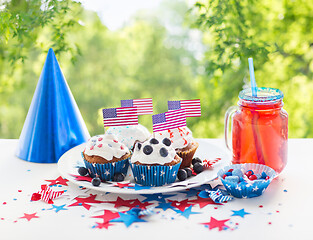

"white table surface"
[0, 139, 312, 240]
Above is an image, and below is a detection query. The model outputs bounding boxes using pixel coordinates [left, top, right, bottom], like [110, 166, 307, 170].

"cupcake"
[155, 127, 199, 169]
[106, 124, 151, 150]
[82, 133, 131, 181]
[130, 137, 182, 186]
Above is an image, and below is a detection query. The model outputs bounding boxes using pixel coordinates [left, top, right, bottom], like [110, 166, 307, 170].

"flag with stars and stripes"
[152, 109, 186, 132]
[121, 98, 153, 115]
[168, 99, 201, 117]
[102, 107, 138, 127]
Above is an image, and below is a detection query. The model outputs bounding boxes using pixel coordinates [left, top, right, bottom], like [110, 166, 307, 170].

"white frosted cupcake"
[106, 124, 151, 150]
[130, 137, 181, 186]
[154, 127, 199, 169]
[82, 133, 131, 181]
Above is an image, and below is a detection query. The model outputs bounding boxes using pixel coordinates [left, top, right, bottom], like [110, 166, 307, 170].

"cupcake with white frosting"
[130, 137, 181, 186]
[106, 124, 151, 150]
[82, 133, 131, 181]
[155, 127, 199, 169]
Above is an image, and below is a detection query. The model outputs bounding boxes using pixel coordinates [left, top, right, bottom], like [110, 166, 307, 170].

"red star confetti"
[31, 185, 64, 204]
[168, 199, 193, 212]
[105, 197, 152, 209]
[93, 221, 115, 229]
[68, 194, 105, 210]
[188, 196, 223, 208]
[70, 174, 92, 182]
[105, 197, 136, 209]
[131, 199, 154, 209]
[201, 217, 230, 231]
[20, 213, 39, 221]
[91, 210, 119, 222]
[45, 176, 69, 186]
[114, 182, 134, 188]
[203, 158, 221, 169]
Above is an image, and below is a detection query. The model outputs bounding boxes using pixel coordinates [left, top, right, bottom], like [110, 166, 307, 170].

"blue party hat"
[16, 48, 90, 163]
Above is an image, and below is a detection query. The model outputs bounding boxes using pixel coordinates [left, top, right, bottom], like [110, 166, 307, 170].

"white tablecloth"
[0, 139, 311, 240]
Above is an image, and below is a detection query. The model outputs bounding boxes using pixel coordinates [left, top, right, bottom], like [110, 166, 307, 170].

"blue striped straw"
[248, 58, 257, 97]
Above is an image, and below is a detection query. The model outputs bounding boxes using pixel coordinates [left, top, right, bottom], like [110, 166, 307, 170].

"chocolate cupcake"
[155, 127, 198, 169]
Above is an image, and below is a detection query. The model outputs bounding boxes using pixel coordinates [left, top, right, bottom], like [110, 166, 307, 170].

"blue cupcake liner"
[82, 152, 130, 181]
[130, 161, 181, 187]
[217, 163, 276, 198]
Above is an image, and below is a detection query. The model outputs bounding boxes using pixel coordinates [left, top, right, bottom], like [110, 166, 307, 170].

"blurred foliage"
[190, 0, 313, 138]
[0, 0, 312, 139]
[0, 0, 198, 138]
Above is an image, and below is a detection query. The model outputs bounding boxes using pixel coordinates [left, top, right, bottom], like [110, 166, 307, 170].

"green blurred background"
[1, 0, 312, 139]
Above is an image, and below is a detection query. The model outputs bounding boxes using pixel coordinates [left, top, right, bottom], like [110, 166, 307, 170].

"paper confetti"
[19, 213, 39, 221]
[231, 209, 251, 218]
[208, 189, 233, 203]
[68, 194, 105, 210]
[31, 185, 64, 204]
[45, 176, 69, 186]
[203, 158, 221, 169]
[201, 217, 230, 231]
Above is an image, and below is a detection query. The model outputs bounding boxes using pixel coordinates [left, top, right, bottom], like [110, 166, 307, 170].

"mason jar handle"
[224, 106, 238, 151]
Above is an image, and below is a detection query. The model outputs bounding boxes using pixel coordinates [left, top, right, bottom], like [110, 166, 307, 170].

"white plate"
[58, 139, 231, 194]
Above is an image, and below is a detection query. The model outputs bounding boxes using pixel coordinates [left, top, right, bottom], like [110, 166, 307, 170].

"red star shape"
[168, 199, 193, 212]
[104, 197, 136, 209]
[70, 174, 92, 182]
[20, 213, 39, 221]
[91, 210, 119, 222]
[131, 199, 154, 209]
[45, 176, 69, 186]
[188, 196, 223, 208]
[114, 182, 132, 188]
[201, 217, 229, 231]
[94, 221, 114, 229]
[68, 194, 105, 210]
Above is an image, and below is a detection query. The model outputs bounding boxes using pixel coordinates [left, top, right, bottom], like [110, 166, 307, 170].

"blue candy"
[225, 171, 232, 176]
[232, 169, 243, 178]
[225, 176, 240, 183]
[261, 171, 268, 179]
[255, 174, 262, 179]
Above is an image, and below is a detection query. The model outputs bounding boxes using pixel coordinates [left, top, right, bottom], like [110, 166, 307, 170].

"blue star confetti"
[48, 204, 68, 213]
[141, 193, 175, 203]
[156, 202, 176, 211]
[231, 209, 251, 218]
[110, 212, 146, 227]
[174, 206, 201, 219]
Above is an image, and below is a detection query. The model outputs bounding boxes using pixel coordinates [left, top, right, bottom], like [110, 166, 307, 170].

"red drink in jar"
[225, 87, 288, 174]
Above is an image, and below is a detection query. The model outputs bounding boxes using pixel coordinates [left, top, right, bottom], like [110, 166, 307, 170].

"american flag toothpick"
[102, 107, 138, 127]
[168, 99, 201, 117]
[121, 98, 153, 115]
[152, 109, 186, 132]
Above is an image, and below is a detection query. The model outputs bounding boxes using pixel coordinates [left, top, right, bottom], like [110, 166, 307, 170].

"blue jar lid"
[239, 87, 283, 102]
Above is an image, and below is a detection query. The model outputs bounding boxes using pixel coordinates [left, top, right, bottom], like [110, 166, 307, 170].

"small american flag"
[121, 98, 153, 115]
[102, 107, 138, 127]
[152, 109, 186, 132]
[168, 99, 201, 117]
